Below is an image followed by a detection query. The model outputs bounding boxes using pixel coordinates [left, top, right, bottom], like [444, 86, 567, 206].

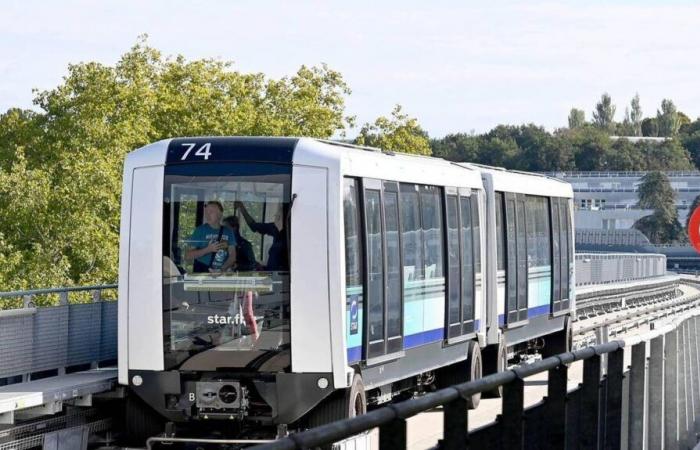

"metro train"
[117, 137, 574, 441]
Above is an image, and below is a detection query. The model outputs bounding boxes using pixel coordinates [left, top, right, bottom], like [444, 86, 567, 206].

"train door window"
[495, 193, 505, 272]
[526, 196, 552, 313]
[364, 188, 385, 359]
[383, 182, 404, 354]
[551, 198, 561, 309]
[445, 192, 461, 339]
[505, 193, 518, 324]
[460, 194, 475, 333]
[343, 178, 363, 362]
[561, 199, 572, 307]
[400, 184, 424, 283]
[421, 186, 445, 285]
[471, 194, 481, 275]
[515, 195, 528, 322]
[558, 198, 569, 302]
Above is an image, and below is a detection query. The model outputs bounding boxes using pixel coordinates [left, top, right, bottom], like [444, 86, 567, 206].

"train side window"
[364, 190, 384, 345]
[383, 187, 403, 346]
[495, 192, 505, 272]
[400, 184, 423, 282]
[538, 197, 551, 268]
[445, 194, 461, 338]
[460, 195, 475, 328]
[343, 178, 363, 355]
[471, 194, 481, 274]
[421, 186, 445, 283]
[526, 196, 538, 269]
[551, 198, 561, 302]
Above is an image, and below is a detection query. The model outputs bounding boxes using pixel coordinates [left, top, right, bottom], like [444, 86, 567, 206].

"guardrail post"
[501, 374, 525, 449]
[59, 291, 68, 305]
[580, 353, 601, 450]
[91, 289, 101, 302]
[546, 362, 568, 449]
[379, 410, 406, 449]
[627, 341, 646, 450]
[665, 329, 679, 450]
[442, 394, 468, 450]
[679, 321, 690, 448]
[23, 294, 34, 308]
[603, 348, 623, 450]
[648, 335, 664, 449]
[691, 317, 700, 431]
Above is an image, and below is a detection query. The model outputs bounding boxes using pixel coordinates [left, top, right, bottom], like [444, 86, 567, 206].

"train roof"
[459, 163, 573, 198]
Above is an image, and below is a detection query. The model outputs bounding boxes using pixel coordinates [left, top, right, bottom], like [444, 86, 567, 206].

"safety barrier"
[575, 252, 666, 286]
[0, 285, 117, 383]
[252, 311, 700, 450]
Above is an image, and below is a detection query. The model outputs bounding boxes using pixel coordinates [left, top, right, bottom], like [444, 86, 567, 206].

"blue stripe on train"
[347, 319, 481, 363]
[497, 304, 552, 327]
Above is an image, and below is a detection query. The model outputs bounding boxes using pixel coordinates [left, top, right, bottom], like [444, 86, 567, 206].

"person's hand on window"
[205, 240, 226, 253]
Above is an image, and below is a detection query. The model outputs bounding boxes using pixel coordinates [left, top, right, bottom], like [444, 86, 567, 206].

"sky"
[1, 0, 699, 137]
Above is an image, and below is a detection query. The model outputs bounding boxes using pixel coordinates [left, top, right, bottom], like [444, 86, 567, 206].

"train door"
[550, 197, 572, 314]
[363, 179, 404, 360]
[504, 193, 528, 325]
[445, 188, 478, 339]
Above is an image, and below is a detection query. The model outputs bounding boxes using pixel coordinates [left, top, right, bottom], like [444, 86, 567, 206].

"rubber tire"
[307, 373, 367, 429]
[543, 316, 573, 358]
[436, 341, 482, 409]
[123, 394, 165, 448]
[482, 337, 507, 398]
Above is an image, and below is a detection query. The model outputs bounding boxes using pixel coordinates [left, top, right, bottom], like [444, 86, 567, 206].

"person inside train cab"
[233, 200, 288, 271]
[186, 200, 237, 273]
[222, 215, 259, 271]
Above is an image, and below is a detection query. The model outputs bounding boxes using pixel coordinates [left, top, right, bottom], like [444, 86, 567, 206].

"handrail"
[0, 284, 117, 299]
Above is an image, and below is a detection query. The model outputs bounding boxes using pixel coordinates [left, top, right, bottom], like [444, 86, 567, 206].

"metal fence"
[0, 285, 117, 382]
[575, 252, 666, 286]
[253, 310, 700, 450]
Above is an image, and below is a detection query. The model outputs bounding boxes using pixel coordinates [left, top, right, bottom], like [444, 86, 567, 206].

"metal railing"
[253, 310, 700, 450]
[0, 284, 118, 382]
[575, 252, 667, 286]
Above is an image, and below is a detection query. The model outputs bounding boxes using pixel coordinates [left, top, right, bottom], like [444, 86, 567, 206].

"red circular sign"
[688, 207, 700, 253]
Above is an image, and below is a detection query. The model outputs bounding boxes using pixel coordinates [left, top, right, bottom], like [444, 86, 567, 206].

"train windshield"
[162, 163, 291, 371]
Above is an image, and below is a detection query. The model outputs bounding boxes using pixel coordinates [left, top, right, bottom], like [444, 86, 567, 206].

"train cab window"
[559, 199, 570, 301]
[343, 178, 363, 357]
[162, 163, 291, 370]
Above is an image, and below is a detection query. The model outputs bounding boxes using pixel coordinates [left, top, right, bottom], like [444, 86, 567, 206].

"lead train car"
[118, 137, 489, 441]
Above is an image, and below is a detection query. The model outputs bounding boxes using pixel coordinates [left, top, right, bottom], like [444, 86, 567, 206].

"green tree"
[630, 93, 643, 136]
[568, 108, 585, 129]
[686, 194, 700, 231]
[633, 171, 683, 243]
[430, 133, 481, 161]
[641, 117, 659, 137]
[657, 99, 680, 137]
[592, 93, 616, 132]
[0, 37, 353, 294]
[354, 104, 430, 155]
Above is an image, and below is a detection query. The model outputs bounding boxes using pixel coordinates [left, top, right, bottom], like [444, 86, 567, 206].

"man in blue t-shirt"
[186, 201, 237, 273]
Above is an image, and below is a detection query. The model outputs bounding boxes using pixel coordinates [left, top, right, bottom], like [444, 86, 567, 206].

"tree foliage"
[593, 93, 616, 132]
[0, 37, 353, 292]
[354, 105, 430, 155]
[568, 108, 585, 129]
[657, 99, 681, 137]
[633, 171, 684, 243]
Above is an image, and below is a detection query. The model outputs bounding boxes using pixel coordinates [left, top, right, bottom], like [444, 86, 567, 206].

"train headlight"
[132, 375, 143, 386]
[317, 377, 329, 389]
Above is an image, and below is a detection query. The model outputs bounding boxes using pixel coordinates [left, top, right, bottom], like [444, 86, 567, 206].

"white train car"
[118, 137, 490, 441]
[466, 164, 575, 363]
